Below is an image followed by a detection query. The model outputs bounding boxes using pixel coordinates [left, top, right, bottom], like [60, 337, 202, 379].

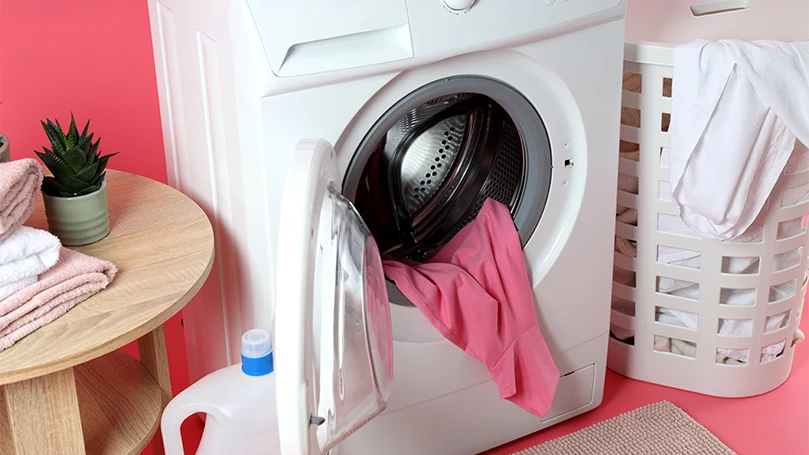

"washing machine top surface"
[626, 0, 809, 46]
[244, 0, 625, 78]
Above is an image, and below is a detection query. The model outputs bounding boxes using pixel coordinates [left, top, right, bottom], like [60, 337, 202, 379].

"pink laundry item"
[0, 158, 44, 243]
[0, 247, 117, 352]
[382, 198, 559, 417]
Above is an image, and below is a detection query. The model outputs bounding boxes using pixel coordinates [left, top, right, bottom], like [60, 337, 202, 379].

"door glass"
[316, 184, 393, 453]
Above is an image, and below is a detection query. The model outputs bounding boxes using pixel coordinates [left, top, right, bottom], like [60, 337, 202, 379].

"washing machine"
[147, 0, 626, 453]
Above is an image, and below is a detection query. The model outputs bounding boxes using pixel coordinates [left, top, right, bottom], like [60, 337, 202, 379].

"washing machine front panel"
[275, 139, 394, 455]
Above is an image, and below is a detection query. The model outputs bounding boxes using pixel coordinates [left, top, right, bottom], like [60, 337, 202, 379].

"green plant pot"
[0, 134, 9, 163]
[42, 181, 111, 246]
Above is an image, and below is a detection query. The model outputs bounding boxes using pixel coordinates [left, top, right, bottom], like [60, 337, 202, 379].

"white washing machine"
[147, 1, 626, 454]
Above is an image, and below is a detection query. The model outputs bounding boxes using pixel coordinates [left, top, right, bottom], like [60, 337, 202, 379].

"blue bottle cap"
[240, 329, 274, 376]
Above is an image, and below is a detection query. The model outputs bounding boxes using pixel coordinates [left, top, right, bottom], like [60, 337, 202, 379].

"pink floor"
[485, 313, 809, 455]
[141, 303, 809, 455]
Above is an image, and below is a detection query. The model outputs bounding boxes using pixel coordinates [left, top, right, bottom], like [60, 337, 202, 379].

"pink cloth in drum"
[382, 198, 559, 417]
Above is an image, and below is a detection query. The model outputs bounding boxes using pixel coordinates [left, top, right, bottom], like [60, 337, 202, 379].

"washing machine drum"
[356, 94, 525, 261]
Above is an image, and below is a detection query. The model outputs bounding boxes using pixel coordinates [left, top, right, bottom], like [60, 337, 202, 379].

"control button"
[443, 0, 475, 12]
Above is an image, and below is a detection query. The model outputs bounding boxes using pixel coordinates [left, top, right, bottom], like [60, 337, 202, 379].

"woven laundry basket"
[608, 0, 809, 397]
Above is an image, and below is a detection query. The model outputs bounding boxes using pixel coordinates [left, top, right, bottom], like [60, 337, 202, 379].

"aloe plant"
[36, 114, 118, 197]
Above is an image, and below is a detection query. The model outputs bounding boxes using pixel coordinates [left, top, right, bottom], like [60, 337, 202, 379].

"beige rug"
[511, 401, 737, 455]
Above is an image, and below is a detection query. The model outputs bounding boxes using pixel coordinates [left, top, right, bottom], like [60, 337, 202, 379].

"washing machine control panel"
[407, 0, 625, 56]
[246, 0, 625, 80]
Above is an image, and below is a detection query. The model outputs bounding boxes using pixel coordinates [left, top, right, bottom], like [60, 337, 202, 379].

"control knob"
[443, 0, 475, 13]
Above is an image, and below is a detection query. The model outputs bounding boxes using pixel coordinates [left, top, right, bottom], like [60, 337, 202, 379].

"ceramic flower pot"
[0, 134, 9, 163]
[42, 181, 111, 245]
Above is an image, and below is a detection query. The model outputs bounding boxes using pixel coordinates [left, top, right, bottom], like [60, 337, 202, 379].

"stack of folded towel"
[0, 158, 117, 353]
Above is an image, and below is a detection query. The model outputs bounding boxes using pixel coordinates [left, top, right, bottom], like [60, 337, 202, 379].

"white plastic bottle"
[161, 329, 281, 455]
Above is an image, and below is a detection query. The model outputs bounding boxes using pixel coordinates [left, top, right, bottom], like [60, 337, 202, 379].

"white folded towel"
[669, 39, 809, 240]
[0, 277, 37, 302]
[0, 226, 61, 300]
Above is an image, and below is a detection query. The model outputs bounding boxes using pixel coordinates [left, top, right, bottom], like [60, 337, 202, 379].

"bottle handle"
[161, 401, 195, 455]
[161, 395, 227, 454]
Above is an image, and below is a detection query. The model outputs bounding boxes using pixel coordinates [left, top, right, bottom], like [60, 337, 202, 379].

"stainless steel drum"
[354, 93, 526, 261]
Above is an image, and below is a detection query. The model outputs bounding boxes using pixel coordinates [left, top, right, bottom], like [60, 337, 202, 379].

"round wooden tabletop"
[0, 170, 214, 385]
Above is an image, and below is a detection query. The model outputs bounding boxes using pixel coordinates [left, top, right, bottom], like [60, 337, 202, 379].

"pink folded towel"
[383, 199, 559, 418]
[0, 158, 43, 243]
[0, 247, 116, 352]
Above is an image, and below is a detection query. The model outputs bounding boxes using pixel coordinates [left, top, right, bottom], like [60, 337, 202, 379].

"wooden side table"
[0, 170, 214, 455]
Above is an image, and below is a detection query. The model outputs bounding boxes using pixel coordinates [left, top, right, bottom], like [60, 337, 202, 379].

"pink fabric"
[0, 159, 43, 243]
[382, 199, 559, 417]
[0, 247, 116, 352]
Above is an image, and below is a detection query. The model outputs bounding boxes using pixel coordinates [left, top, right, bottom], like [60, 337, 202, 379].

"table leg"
[138, 325, 172, 455]
[0, 385, 14, 454]
[1, 368, 86, 455]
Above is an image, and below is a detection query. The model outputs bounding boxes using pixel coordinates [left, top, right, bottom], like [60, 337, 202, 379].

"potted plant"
[36, 114, 118, 245]
[0, 102, 8, 163]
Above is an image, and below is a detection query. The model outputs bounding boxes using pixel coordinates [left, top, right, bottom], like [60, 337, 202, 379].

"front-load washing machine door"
[275, 139, 394, 455]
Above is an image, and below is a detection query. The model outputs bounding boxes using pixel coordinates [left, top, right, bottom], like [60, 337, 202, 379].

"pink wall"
[0, 1, 195, 427]
[0, 0, 167, 184]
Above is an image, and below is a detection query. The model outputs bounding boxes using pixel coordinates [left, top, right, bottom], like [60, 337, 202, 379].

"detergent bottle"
[161, 329, 280, 455]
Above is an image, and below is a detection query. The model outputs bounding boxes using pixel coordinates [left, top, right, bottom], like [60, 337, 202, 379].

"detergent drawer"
[245, 0, 413, 77]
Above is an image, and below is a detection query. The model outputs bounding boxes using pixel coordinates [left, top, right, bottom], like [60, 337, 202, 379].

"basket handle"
[690, 0, 751, 18]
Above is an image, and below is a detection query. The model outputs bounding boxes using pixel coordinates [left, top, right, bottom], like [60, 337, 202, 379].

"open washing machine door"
[275, 139, 394, 455]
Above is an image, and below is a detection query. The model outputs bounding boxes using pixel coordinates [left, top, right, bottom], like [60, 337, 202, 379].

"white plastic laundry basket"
[608, 0, 809, 397]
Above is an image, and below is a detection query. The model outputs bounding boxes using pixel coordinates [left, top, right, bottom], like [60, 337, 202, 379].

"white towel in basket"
[657, 145, 809, 275]
[612, 146, 809, 363]
[668, 39, 809, 241]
